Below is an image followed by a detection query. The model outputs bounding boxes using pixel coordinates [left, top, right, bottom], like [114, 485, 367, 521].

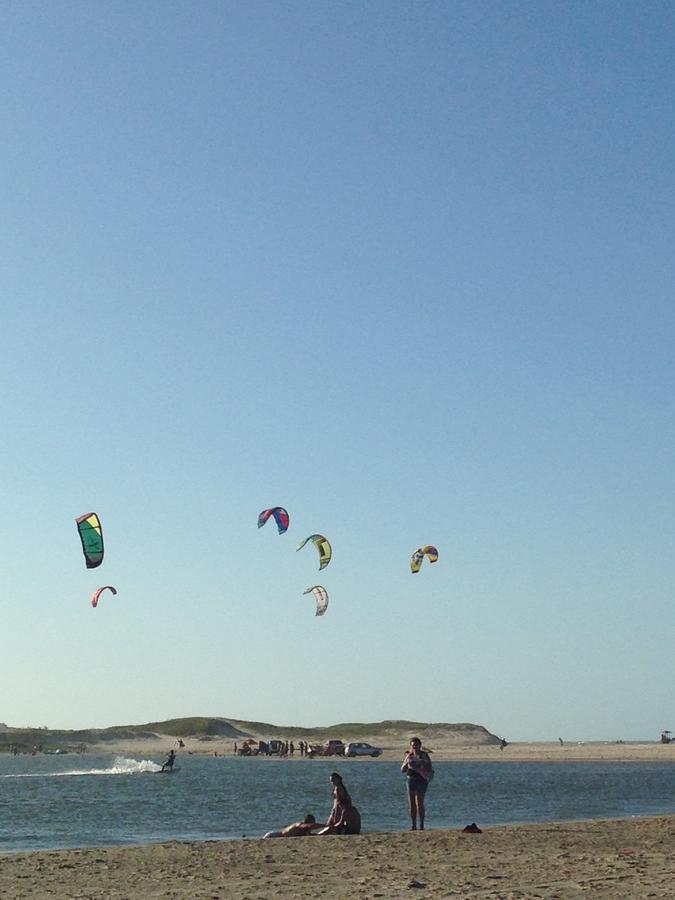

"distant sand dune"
[3, 718, 672, 763]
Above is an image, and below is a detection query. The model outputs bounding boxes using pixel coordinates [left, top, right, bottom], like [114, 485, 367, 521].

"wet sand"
[1, 815, 673, 898]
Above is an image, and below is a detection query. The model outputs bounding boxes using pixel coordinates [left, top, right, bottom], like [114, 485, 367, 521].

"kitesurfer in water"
[161, 749, 176, 772]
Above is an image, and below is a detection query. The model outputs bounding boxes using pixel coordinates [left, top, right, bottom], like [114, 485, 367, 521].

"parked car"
[345, 741, 382, 758]
[322, 739, 345, 756]
[268, 740, 285, 755]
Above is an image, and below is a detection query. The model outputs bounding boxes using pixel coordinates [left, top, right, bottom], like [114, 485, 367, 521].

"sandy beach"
[1, 815, 673, 898]
[89, 734, 675, 765]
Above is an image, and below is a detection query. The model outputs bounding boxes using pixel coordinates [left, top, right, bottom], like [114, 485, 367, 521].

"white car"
[345, 741, 382, 758]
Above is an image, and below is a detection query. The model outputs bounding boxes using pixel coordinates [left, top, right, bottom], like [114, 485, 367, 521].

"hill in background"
[0, 717, 500, 751]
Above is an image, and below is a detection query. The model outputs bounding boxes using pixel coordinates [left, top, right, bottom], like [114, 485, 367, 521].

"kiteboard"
[155, 767, 180, 774]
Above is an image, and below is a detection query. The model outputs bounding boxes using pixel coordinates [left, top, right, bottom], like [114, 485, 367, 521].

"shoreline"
[1, 814, 673, 898]
[3, 810, 675, 855]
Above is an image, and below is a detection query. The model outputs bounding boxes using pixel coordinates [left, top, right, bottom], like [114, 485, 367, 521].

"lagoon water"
[1, 753, 673, 853]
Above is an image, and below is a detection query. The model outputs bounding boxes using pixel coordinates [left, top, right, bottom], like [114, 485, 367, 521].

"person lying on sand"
[263, 814, 323, 838]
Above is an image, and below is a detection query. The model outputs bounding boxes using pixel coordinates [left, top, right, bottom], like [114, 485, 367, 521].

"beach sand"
[92, 734, 675, 764]
[1, 816, 673, 898]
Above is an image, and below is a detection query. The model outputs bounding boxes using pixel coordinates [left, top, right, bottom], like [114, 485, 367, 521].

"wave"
[2, 757, 162, 778]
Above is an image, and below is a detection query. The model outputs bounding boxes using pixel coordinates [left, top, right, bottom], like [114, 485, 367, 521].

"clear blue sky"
[1, 1, 673, 741]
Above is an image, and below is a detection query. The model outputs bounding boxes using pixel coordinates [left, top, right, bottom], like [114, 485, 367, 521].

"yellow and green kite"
[76, 512, 104, 569]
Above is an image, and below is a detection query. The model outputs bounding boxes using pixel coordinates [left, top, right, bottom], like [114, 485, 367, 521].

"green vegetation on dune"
[0, 727, 154, 753]
[107, 718, 249, 738]
[1, 718, 500, 749]
[221, 719, 499, 744]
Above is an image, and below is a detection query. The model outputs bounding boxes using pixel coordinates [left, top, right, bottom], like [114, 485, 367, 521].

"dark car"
[322, 740, 345, 756]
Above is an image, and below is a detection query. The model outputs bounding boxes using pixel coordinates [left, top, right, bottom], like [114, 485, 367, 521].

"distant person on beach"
[401, 737, 433, 830]
[317, 772, 361, 835]
[161, 749, 176, 772]
[500, 738, 508, 751]
[263, 813, 323, 838]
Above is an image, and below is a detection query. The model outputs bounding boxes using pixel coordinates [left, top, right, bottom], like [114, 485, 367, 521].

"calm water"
[0, 753, 673, 853]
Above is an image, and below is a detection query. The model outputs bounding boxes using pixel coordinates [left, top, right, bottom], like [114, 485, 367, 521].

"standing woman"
[401, 737, 433, 830]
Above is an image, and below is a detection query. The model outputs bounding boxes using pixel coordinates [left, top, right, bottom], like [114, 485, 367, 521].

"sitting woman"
[317, 772, 361, 835]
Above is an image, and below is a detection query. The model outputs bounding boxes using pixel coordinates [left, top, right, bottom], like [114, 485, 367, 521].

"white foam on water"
[107, 756, 162, 774]
[3, 756, 162, 778]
